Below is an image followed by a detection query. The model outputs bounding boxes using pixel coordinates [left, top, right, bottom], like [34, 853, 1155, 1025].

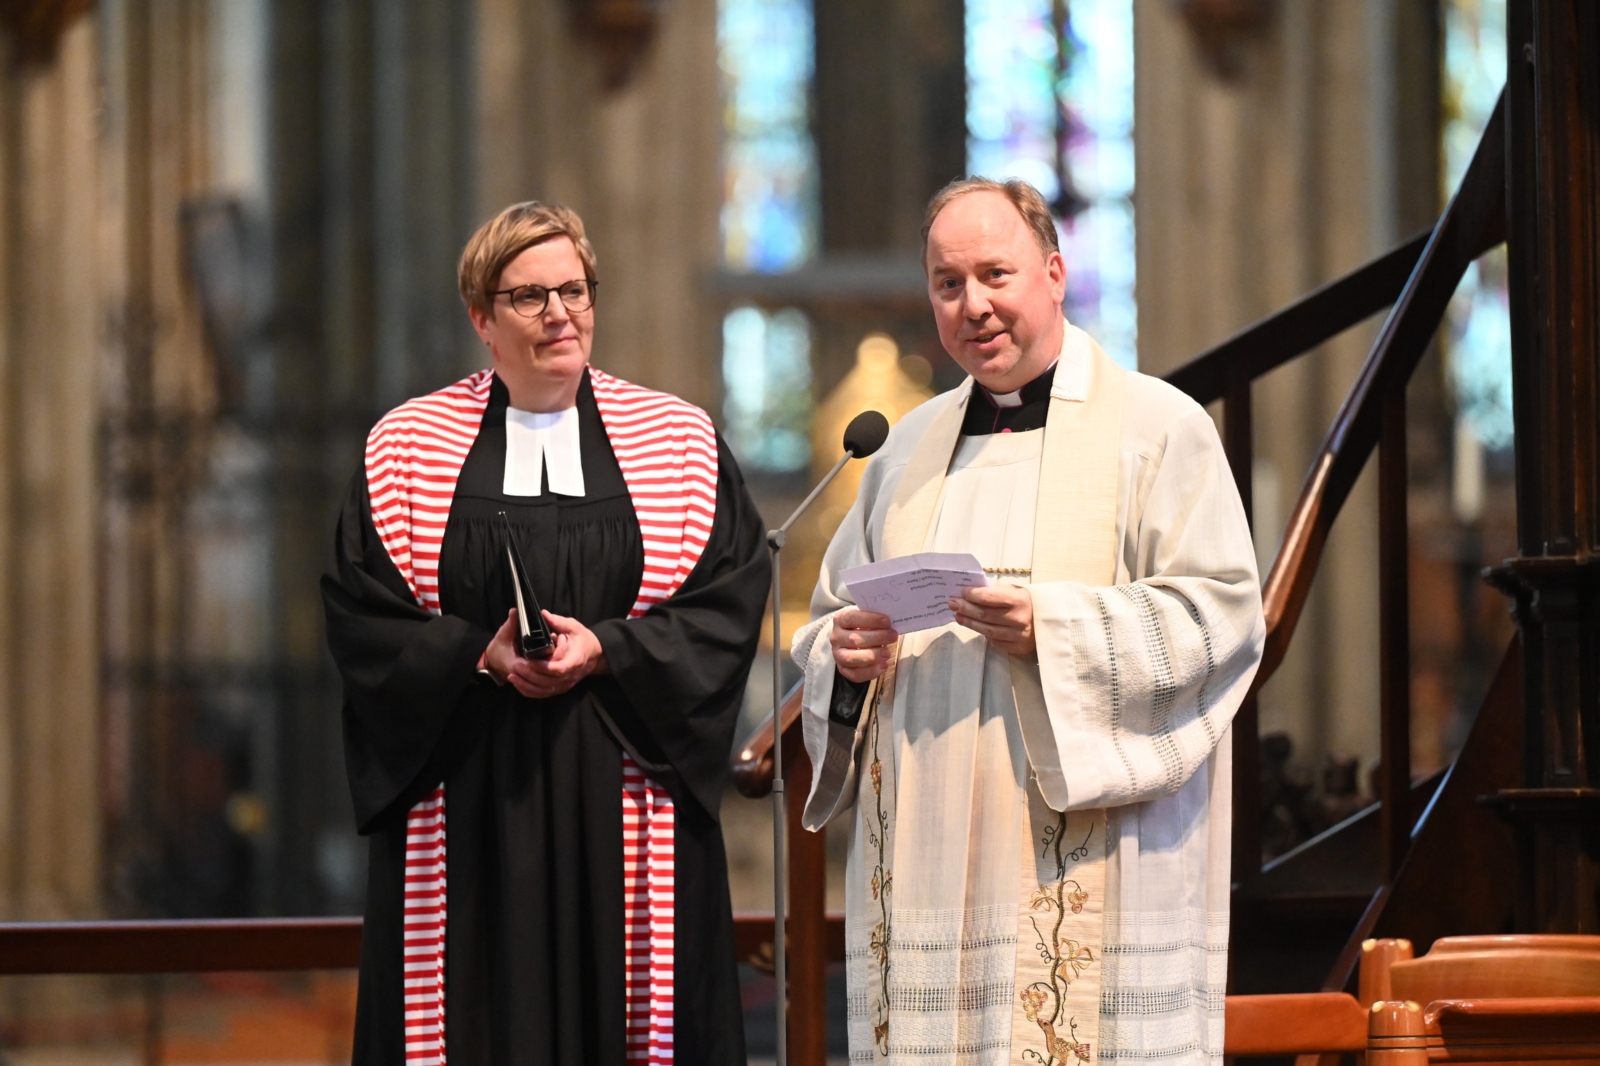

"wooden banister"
[1164, 231, 1430, 406]
[1253, 93, 1506, 693]
[0, 913, 849, 978]
[1379, 389, 1412, 881]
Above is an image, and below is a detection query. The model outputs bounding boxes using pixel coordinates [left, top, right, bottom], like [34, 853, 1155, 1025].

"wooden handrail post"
[787, 746, 829, 1066]
[1358, 937, 1416, 1007]
[1378, 391, 1412, 880]
[1223, 373, 1262, 893]
[1367, 1000, 1428, 1066]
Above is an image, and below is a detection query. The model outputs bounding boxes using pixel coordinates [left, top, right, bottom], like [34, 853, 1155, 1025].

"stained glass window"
[718, 0, 818, 472]
[722, 307, 814, 471]
[1442, 0, 1511, 453]
[965, 0, 1136, 369]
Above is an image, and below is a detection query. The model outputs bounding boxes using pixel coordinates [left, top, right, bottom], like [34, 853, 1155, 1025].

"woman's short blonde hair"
[921, 177, 1060, 263]
[458, 201, 599, 316]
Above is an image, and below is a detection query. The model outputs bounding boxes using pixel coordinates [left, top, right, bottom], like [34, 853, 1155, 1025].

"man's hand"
[483, 608, 609, 700]
[831, 608, 898, 683]
[950, 584, 1035, 657]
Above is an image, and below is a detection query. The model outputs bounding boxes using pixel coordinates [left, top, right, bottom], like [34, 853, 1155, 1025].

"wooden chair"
[1363, 935, 1600, 1064]
[1218, 937, 1600, 1062]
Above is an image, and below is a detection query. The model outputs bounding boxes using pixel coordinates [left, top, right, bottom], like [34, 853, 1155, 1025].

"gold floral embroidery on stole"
[1011, 330, 1123, 1065]
[1014, 800, 1105, 1065]
[862, 682, 893, 1055]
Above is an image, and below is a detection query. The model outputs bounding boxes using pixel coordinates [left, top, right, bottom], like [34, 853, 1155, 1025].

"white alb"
[794, 326, 1264, 1066]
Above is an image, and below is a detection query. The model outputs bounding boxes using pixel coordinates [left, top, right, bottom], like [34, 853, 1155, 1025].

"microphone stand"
[767, 447, 854, 1066]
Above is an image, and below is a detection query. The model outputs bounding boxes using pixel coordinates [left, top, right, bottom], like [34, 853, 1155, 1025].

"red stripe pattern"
[364, 367, 715, 1063]
[365, 369, 495, 617]
[622, 753, 676, 1063]
[587, 367, 719, 619]
[403, 786, 447, 1064]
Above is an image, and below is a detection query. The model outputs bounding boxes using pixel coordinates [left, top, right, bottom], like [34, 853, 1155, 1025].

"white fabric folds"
[503, 404, 585, 497]
[793, 324, 1265, 1066]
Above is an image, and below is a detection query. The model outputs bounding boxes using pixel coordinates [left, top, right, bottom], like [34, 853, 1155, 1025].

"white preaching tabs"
[503, 405, 585, 497]
[839, 552, 989, 633]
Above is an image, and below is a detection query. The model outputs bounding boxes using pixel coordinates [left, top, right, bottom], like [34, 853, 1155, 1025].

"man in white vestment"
[792, 178, 1264, 1066]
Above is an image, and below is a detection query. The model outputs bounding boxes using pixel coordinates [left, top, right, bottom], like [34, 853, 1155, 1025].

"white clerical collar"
[503, 405, 585, 497]
[981, 359, 1059, 408]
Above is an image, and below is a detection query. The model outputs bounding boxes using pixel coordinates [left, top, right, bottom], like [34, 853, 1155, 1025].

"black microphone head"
[843, 410, 890, 458]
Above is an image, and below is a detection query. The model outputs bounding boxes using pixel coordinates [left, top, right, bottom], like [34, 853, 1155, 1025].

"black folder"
[499, 511, 554, 659]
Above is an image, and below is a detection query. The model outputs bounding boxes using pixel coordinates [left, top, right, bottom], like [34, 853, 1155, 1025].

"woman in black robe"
[321, 201, 768, 1064]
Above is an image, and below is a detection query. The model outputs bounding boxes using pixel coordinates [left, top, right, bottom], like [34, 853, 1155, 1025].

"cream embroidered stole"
[864, 327, 1125, 1065]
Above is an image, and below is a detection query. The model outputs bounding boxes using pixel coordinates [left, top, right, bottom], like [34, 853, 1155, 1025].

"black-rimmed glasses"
[491, 278, 598, 319]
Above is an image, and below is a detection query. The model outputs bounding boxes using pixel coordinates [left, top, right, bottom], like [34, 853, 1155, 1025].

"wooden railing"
[0, 917, 1390, 1059]
[0, 914, 805, 976]
[10, 921, 1596, 1066]
[731, 92, 1510, 1058]
[0, 917, 363, 973]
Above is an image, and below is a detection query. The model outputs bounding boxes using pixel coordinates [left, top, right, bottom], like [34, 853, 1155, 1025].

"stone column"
[97, 0, 228, 916]
[0, 15, 102, 921]
[474, 0, 725, 410]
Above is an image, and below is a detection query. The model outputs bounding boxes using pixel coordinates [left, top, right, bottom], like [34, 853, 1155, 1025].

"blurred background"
[0, 0, 1514, 1059]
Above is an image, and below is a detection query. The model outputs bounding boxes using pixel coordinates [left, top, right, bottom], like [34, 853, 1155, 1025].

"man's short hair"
[458, 201, 599, 316]
[921, 177, 1060, 264]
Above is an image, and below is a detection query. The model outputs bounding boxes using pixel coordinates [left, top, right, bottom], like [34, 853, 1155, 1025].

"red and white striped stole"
[365, 370, 495, 617]
[587, 366, 718, 618]
[402, 787, 447, 1065]
[363, 366, 717, 1063]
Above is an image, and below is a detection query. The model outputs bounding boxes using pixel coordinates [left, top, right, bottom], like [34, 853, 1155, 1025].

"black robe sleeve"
[589, 433, 770, 819]
[321, 472, 496, 833]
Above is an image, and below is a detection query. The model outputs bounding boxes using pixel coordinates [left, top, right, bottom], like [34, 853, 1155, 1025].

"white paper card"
[840, 552, 989, 633]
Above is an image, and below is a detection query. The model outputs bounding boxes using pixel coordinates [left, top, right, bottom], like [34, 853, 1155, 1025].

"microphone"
[843, 410, 889, 459]
[762, 409, 887, 1065]
[770, 411, 889, 547]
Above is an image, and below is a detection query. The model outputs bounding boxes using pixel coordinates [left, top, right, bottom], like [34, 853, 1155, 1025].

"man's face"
[925, 191, 1066, 393]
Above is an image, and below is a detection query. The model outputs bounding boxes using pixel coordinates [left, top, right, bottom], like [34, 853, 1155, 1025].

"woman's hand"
[483, 608, 609, 699]
[949, 585, 1035, 657]
[830, 608, 898, 683]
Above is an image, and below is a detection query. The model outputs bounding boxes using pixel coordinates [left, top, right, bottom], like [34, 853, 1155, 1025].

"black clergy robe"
[322, 371, 768, 1065]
